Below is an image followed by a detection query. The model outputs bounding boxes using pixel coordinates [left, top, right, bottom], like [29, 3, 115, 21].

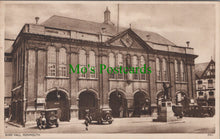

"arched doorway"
[133, 91, 150, 117]
[109, 91, 127, 118]
[46, 90, 70, 121]
[78, 91, 98, 119]
[176, 92, 189, 109]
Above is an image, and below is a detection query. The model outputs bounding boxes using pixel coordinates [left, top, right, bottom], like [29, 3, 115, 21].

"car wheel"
[108, 121, 112, 124]
[56, 124, 59, 127]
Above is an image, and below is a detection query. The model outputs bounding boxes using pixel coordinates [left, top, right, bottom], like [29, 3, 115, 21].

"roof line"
[42, 15, 109, 26]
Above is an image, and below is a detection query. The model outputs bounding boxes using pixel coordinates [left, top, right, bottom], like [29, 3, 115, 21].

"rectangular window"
[133, 74, 139, 80]
[163, 71, 167, 81]
[133, 68, 139, 80]
[48, 64, 56, 76]
[198, 80, 203, 89]
[199, 92, 203, 96]
[141, 74, 146, 80]
[118, 73, 124, 79]
[90, 66, 96, 79]
[181, 72, 185, 81]
[175, 72, 179, 81]
[157, 71, 161, 81]
[109, 73, 115, 79]
[79, 65, 86, 78]
[208, 80, 213, 88]
[59, 65, 67, 77]
[209, 92, 214, 96]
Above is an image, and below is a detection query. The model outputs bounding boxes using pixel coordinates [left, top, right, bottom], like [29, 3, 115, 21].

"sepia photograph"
[1, 1, 219, 139]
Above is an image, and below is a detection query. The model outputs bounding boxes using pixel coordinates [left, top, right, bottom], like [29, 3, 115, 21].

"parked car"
[183, 104, 215, 117]
[87, 108, 113, 124]
[36, 108, 59, 129]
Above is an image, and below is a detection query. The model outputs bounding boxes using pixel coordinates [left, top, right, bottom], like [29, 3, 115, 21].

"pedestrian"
[84, 111, 90, 131]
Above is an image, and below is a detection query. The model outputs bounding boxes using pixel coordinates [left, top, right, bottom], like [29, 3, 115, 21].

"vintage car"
[87, 108, 113, 124]
[36, 108, 59, 129]
[183, 105, 215, 117]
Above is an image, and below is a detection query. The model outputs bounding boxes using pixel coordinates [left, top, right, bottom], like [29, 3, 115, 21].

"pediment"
[106, 29, 153, 51]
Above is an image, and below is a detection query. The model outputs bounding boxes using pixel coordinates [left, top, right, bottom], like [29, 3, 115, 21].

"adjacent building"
[4, 39, 14, 119]
[6, 8, 197, 126]
[195, 59, 215, 106]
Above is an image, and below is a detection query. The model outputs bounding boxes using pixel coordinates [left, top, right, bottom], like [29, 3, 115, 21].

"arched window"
[117, 53, 123, 79]
[89, 51, 96, 78]
[162, 58, 168, 81]
[132, 56, 139, 80]
[59, 48, 67, 77]
[48, 46, 56, 76]
[109, 53, 115, 79]
[175, 60, 180, 81]
[140, 56, 146, 80]
[180, 60, 185, 81]
[79, 49, 86, 78]
[156, 58, 162, 81]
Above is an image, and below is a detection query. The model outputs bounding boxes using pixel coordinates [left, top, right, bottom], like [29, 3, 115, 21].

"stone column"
[70, 47, 79, 118]
[148, 54, 156, 105]
[168, 57, 176, 103]
[99, 49, 110, 109]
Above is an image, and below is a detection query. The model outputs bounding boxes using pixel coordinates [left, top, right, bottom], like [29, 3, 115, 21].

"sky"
[4, 2, 216, 64]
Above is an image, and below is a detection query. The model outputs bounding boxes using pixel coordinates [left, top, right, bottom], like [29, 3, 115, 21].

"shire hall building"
[6, 8, 197, 125]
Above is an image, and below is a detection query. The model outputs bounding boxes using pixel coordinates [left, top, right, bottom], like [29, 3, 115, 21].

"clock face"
[121, 34, 133, 47]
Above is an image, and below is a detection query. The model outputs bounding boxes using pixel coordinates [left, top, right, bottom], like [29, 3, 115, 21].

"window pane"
[180, 61, 185, 81]
[48, 47, 56, 76]
[209, 92, 214, 96]
[79, 50, 86, 65]
[89, 51, 96, 78]
[132, 56, 138, 80]
[175, 60, 179, 81]
[89, 51, 95, 66]
[140, 56, 146, 80]
[79, 50, 86, 78]
[48, 64, 56, 76]
[109, 53, 115, 79]
[156, 58, 161, 81]
[162, 58, 167, 81]
[48, 47, 56, 63]
[117, 53, 123, 79]
[208, 80, 213, 88]
[199, 92, 203, 96]
[59, 65, 67, 77]
[118, 53, 123, 66]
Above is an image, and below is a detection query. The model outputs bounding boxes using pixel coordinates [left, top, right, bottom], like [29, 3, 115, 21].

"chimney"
[35, 17, 39, 24]
[104, 7, 111, 24]
[186, 41, 190, 47]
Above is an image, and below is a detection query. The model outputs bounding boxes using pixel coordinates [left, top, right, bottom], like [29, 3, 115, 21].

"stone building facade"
[8, 8, 197, 125]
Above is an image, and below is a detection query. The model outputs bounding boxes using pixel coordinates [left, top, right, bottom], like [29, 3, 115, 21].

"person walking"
[84, 111, 90, 131]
